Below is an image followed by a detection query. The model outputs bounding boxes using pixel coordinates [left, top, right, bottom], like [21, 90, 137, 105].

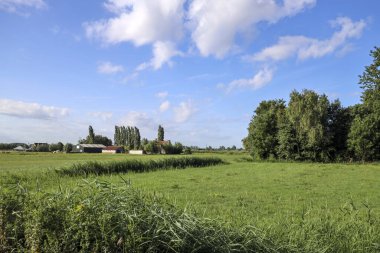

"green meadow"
[1, 152, 380, 252]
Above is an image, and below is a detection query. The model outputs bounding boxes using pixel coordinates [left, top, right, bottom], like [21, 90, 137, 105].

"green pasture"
[1, 152, 380, 252]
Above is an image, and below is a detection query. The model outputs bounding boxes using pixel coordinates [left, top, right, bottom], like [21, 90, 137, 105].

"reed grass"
[0, 180, 276, 253]
[56, 157, 225, 176]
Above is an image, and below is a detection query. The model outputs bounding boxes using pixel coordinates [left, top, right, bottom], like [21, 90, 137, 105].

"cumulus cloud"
[223, 17, 365, 93]
[136, 41, 183, 70]
[85, 0, 184, 72]
[159, 100, 170, 112]
[0, 99, 69, 119]
[222, 67, 274, 93]
[89, 111, 113, 120]
[173, 100, 197, 123]
[121, 111, 155, 129]
[253, 17, 366, 62]
[188, 0, 315, 58]
[0, 0, 46, 13]
[84, 0, 184, 46]
[84, 0, 317, 70]
[97, 61, 124, 74]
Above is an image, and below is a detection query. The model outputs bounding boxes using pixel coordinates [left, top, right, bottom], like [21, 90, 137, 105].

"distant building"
[102, 146, 124, 154]
[129, 150, 144, 155]
[13, 146, 26, 152]
[157, 140, 170, 154]
[72, 144, 106, 153]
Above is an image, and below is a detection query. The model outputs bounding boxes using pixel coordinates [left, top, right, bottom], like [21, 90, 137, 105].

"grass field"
[1, 152, 380, 252]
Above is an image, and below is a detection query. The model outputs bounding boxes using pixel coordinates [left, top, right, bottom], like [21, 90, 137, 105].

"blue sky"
[0, 0, 379, 147]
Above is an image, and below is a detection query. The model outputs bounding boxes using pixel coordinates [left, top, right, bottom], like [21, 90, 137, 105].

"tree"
[162, 141, 183, 154]
[158, 125, 164, 141]
[33, 144, 49, 152]
[277, 116, 298, 160]
[94, 135, 112, 146]
[49, 142, 64, 152]
[283, 90, 332, 161]
[114, 126, 120, 146]
[141, 138, 149, 147]
[134, 127, 141, 149]
[348, 47, 380, 161]
[184, 147, 192, 154]
[144, 141, 158, 154]
[327, 100, 352, 160]
[64, 143, 73, 153]
[80, 126, 112, 146]
[245, 99, 286, 160]
[88, 126, 95, 144]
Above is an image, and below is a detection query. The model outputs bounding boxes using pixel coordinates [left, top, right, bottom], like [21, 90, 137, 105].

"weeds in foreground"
[0, 180, 275, 253]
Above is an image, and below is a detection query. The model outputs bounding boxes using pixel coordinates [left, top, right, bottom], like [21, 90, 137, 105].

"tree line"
[81, 124, 184, 154]
[243, 47, 380, 162]
[114, 126, 141, 150]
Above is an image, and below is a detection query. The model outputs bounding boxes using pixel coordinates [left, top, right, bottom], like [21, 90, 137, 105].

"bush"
[162, 142, 183, 154]
[184, 147, 192, 154]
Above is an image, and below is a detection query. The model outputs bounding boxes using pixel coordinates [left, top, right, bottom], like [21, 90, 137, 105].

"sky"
[0, 0, 379, 147]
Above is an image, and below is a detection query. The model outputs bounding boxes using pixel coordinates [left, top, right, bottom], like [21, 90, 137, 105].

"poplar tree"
[158, 125, 164, 141]
[88, 125, 95, 144]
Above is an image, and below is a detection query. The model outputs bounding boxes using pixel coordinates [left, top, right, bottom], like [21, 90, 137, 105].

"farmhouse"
[72, 144, 106, 153]
[157, 140, 170, 154]
[102, 146, 124, 154]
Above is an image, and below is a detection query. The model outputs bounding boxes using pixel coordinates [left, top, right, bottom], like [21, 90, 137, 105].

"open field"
[1, 152, 380, 252]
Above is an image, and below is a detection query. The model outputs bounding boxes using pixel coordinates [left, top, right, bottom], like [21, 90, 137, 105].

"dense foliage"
[114, 126, 141, 150]
[80, 125, 113, 146]
[157, 125, 165, 141]
[348, 47, 380, 161]
[244, 47, 380, 162]
[0, 143, 28, 150]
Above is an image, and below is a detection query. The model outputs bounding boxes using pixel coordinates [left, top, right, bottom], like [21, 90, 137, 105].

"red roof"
[157, 140, 170, 145]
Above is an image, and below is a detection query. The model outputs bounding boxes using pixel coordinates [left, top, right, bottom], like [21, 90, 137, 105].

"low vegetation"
[0, 153, 380, 251]
[0, 181, 275, 253]
[56, 157, 225, 176]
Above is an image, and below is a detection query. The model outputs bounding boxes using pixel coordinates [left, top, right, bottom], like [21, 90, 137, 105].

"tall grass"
[0, 181, 276, 253]
[56, 157, 225, 176]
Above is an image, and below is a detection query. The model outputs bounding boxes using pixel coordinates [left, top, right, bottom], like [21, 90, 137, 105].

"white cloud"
[0, 99, 69, 119]
[89, 111, 113, 121]
[137, 41, 183, 70]
[156, 91, 168, 99]
[85, 0, 185, 72]
[84, 0, 184, 46]
[0, 0, 46, 13]
[97, 61, 124, 74]
[120, 111, 155, 129]
[222, 67, 274, 93]
[253, 17, 366, 62]
[159, 100, 170, 112]
[173, 100, 197, 123]
[188, 0, 315, 58]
